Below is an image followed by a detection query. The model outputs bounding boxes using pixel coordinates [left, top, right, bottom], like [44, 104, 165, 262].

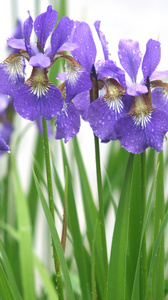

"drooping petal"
[0, 54, 25, 97]
[70, 22, 97, 73]
[65, 58, 92, 102]
[88, 98, 118, 140]
[145, 109, 168, 151]
[29, 53, 51, 68]
[118, 39, 142, 82]
[94, 21, 109, 60]
[88, 94, 132, 141]
[23, 11, 33, 57]
[34, 5, 58, 51]
[14, 83, 63, 121]
[73, 90, 90, 121]
[115, 108, 168, 153]
[142, 39, 161, 81]
[115, 114, 148, 153]
[152, 87, 168, 111]
[55, 101, 80, 142]
[51, 16, 74, 58]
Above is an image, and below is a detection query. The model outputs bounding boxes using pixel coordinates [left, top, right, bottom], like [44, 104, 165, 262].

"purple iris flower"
[55, 54, 93, 142]
[69, 20, 109, 121]
[0, 6, 75, 121]
[115, 39, 168, 153]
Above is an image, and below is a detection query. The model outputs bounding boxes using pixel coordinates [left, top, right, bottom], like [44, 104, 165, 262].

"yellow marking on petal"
[4, 54, 25, 80]
[103, 78, 125, 113]
[26, 67, 51, 98]
[129, 95, 154, 129]
[65, 59, 83, 85]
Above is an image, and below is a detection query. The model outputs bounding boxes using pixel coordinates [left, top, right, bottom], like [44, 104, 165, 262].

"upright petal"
[142, 39, 161, 81]
[23, 12, 33, 57]
[94, 21, 109, 60]
[34, 5, 58, 51]
[51, 16, 74, 58]
[70, 22, 97, 73]
[118, 39, 142, 82]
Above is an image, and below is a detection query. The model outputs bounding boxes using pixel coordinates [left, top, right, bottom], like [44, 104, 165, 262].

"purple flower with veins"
[0, 5, 75, 121]
[115, 39, 168, 153]
[68, 20, 109, 121]
[55, 54, 93, 142]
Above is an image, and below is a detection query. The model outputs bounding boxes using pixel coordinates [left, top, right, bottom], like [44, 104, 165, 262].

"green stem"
[90, 66, 108, 295]
[152, 151, 165, 299]
[94, 136, 108, 285]
[42, 118, 64, 300]
[140, 151, 147, 300]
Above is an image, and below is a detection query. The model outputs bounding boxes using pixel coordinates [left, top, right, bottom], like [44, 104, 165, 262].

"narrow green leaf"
[131, 164, 159, 300]
[0, 261, 15, 300]
[125, 155, 142, 300]
[60, 144, 91, 300]
[13, 163, 36, 300]
[27, 133, 44, 233]
[72, 137, 104, 297]
[107, 153, 134, 300]
[33, 170, 75, 300]
[0, 240, 22, 300]
[34, 254, 58, 300]
[145, 210, 168, 299]
[152, 151, 165, 299]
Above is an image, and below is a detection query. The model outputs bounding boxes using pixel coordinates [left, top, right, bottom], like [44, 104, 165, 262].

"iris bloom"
[68, 20, 108, 121]
[115, 39, 168, 153]
[55, 54, 92, 142]
[0, 6, 75, 121]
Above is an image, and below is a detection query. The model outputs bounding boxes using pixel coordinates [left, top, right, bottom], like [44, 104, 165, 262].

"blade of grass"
[27, 133, 44, 234]
[34, 254, 59, 300]
[151, 151, 165, 299]
[145, 210, 168, 300]
[61, 142, 92, 300]
[131, 164, 159, 299]
[72, 136, 104, 298]
[125, 154, 143, 300]
[0, 240, 22, 300]
[106, 153, 134, 300]
[13, 161, 36, 300]
[33, 170, 75, 300]
[0, 261, 15, 300]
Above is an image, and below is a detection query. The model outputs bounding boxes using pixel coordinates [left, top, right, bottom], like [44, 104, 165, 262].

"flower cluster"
[0, 5, 168, 154]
